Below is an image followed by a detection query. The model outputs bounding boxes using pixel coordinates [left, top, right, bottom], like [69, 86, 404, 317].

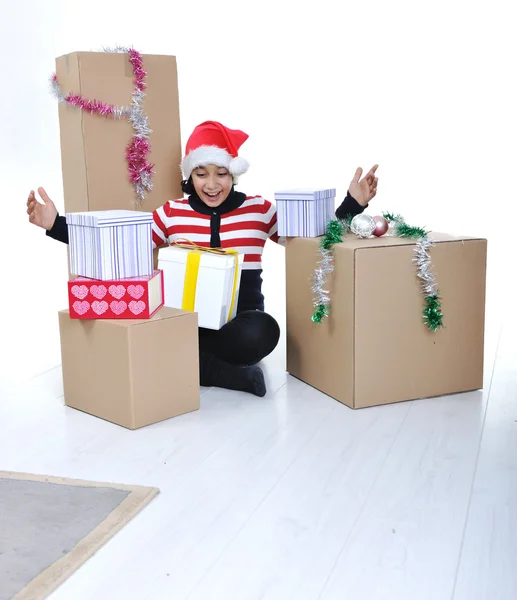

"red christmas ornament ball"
[372, 216, 389, 237]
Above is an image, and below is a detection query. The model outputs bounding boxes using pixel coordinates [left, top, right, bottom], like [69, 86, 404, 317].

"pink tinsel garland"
[51, 48, 154, 206]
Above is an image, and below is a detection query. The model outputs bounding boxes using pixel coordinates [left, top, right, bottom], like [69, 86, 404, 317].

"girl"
[26, 121, 378, 397]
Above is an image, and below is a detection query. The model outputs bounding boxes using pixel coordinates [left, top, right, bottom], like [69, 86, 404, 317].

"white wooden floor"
[1, 244, 516, 600]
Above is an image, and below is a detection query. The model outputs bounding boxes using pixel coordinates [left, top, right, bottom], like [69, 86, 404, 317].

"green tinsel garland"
[311, 212, 444, 332]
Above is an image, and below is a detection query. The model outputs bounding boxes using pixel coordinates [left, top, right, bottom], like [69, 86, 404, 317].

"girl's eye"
[196, 173, 206, 178]
[218, 173, 228, 177]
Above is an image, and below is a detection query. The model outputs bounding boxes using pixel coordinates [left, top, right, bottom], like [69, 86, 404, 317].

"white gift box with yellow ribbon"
[158, 242, 244, 330]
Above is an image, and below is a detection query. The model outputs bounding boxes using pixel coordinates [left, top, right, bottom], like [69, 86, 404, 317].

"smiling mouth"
[204, 191, 221, 199]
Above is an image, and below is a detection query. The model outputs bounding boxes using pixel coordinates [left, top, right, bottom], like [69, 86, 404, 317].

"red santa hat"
[181, 121, 250, 181]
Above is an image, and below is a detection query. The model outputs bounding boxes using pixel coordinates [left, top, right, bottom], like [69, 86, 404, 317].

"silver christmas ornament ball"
[350, 214, 376, 238]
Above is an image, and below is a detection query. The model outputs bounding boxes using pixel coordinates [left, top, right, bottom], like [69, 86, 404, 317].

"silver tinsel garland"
[311, 248, 335, 315]
[312, 215, 443, 330]
[413, 237, 438, 296]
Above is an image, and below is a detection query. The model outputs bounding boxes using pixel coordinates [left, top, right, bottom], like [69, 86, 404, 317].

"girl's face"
[192, 164, 233, 208]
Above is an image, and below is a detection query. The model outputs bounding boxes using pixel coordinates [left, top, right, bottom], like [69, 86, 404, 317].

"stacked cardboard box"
[59, 307, 199, 429]
[60, 208, 199, 428]
[56, 50, 200, 428]
[55, 51, 183, 214]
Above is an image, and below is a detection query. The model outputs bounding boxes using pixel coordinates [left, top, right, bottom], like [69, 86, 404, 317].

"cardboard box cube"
[58, 307, 200, 429]
[67, 210, 154, 280]
[68, 270, 164, 319]
[158, 245, 244, 330]
[55, 51, 183, 214]
[286, 233, 487, 409]
[274, 188, 336, 237]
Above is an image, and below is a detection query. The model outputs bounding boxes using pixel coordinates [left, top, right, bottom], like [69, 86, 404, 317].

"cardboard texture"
[68, 271, 164, 319]
[55, 51, 183, 214]
[158, 245, 244, 330]
[59, 307, 200, 429]
[286, 233, 487, 408]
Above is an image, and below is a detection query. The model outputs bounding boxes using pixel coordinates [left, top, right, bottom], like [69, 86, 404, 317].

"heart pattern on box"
[71, 285, 89, 300]
[129, 300, 146, 315]
[92, 301, 109, 315]
[90, 285, 107, 300]
[127, 285, 145, 300]
[110, 301, 127, 315]
[109, 285, 126, 300]
[73, 300, 90, 315]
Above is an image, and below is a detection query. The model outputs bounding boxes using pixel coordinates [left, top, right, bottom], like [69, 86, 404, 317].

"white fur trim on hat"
[181, 145, 249, 180]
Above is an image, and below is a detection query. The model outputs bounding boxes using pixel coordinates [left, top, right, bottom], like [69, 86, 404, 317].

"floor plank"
[185, 400, 411, 600]
[49, 378, 337, 599]
[317, 389, 490, 600]
[453, 318, 517, 600]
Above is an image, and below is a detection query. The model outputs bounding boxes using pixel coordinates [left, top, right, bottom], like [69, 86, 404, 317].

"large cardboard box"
[58, 307, 199, 429]
[286, 233, 487, 408]
[55, 51, 183, 214]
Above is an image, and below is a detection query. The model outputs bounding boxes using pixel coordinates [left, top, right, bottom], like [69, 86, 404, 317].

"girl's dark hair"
[181, 178, 195, 195]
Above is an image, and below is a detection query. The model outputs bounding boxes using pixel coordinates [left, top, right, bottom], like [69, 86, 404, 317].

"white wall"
[1, 0, 514, 382]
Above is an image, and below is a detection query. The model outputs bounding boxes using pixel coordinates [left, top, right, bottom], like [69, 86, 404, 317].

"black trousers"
[198, 310, 280, 366]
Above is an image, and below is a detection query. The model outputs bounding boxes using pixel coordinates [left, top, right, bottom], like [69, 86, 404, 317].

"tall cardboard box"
[58, 307, 199, 429]
[55, 51, 183, 214]
[286, 233, 487, 408]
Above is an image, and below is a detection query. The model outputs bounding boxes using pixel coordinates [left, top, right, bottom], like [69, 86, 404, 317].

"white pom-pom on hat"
[228, 156, 249, 177]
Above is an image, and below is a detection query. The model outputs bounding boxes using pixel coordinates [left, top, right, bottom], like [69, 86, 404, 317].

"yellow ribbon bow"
[170, 239, 240, 323]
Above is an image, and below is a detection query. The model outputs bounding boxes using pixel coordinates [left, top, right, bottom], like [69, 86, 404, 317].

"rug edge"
[5, 472, 159, 600]
[0, 470, 155, 494]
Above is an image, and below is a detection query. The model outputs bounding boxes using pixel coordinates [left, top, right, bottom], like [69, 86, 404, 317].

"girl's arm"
[46, 215, 69, 244]
[27, 188, 69, 243]
[265, 201, 286, 247]
[337, 165, 379, 218]
[335, 190, 366, 220]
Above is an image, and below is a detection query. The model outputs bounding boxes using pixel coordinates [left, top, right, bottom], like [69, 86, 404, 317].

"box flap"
[332, 231, 485, 252]
[66, 210, 154, 227]
[59, 306, 190, 326]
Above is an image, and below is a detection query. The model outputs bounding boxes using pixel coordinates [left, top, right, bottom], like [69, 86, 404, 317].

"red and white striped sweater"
[152, 192, 280, 313]
[149, 189, 364, 314]
[152, 194, 279, 271]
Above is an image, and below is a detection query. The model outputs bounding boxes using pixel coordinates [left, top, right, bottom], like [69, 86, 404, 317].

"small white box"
[274, 188, 336, 237]
[158, 245, 244, 330]
[66, 210, 154, 281]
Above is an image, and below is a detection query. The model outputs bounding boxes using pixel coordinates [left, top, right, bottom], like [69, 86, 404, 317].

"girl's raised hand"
[27, 188, 58, 231]
[349, 164, 379, 207]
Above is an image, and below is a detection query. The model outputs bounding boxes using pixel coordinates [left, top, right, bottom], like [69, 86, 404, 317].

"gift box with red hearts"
[68, 270, 164, 319]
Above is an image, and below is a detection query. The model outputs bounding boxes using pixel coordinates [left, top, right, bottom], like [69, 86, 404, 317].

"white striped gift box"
[274, 188, 336, 238]
[66, 210, 154, 281]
